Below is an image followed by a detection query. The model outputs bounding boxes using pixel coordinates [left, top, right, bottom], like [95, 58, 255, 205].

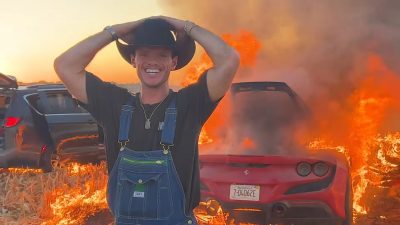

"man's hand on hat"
[155, 16, 197, 36]
[154, 16, 185, 32]
[109, 17, 151, 44]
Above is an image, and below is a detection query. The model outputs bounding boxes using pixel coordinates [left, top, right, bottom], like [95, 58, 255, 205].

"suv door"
[37, 89, 102, 161]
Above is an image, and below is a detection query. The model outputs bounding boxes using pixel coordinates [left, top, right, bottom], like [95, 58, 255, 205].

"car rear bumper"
[201, 198, 343, 225]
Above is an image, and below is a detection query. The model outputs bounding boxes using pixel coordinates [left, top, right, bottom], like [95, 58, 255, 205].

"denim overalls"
[107, 96, 198, 225]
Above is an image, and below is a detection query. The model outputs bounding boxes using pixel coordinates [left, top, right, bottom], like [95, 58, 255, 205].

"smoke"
[160, 0, 400, 96]
[228, 87, 309, 155]
[159, 0, 400, 153]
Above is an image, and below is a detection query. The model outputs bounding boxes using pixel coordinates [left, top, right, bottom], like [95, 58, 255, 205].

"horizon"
[0, 0, 184, 85]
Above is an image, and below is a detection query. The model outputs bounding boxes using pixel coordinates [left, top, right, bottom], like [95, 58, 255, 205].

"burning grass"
[1, 132, 399, 225]
[1, 131, 399, 225]
[0, 162, 108, 225]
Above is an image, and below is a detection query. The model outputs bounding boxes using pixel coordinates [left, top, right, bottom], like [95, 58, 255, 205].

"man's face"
[131, 46, 178, 89]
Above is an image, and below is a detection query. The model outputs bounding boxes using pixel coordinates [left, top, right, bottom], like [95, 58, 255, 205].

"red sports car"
[199, 82, 352, 225]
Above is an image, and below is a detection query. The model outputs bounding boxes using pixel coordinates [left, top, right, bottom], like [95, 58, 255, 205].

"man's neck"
[140, 85, 170, 104]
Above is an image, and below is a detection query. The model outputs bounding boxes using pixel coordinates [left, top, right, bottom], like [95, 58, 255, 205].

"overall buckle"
[160, 143, 174, 154]
[118, 140, 129, 150]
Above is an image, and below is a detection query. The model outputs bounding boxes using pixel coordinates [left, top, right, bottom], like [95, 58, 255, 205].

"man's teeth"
[146, 69, 160, 74]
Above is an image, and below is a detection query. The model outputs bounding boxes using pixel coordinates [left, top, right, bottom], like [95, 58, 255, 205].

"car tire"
[343, 177, 353, 225]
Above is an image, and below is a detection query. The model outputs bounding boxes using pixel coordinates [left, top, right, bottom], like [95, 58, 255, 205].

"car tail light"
[296, 162, 312, 177]
[313, 162, 330, 177]
[4, 117, 21, 128]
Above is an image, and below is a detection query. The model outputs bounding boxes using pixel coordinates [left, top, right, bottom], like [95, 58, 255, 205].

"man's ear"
[130, 54, 136, 68]
[172, 56, 178, 70]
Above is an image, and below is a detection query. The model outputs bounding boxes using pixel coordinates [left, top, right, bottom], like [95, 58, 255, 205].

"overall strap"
[118, 95, 135, 147]
[160, 96, 177, 152]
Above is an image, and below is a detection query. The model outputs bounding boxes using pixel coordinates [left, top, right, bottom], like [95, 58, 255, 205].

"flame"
[6, 167, 43, 174]
[240, 137, 257, 150]
[40, 163, 108, 225]
[2, 33, 400, 224]
[183, 31, 261, 147]
[307, 54, 400, 217]
[181, 31, 261, 87]
[196, 53, 400, 224]
[199, 129, 213, 145]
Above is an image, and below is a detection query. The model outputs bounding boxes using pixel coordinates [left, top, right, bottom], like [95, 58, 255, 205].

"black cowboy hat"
[116, 18, 196, 70]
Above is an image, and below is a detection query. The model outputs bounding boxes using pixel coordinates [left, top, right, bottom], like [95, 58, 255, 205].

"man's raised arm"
[160, 16, 240, 102]
[53, 20, 145, 103]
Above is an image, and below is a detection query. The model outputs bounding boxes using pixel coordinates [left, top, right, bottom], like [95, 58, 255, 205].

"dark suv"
[0, 72, 104, 172]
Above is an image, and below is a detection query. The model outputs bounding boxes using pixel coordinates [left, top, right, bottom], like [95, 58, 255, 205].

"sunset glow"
[0, 0, 164, 83]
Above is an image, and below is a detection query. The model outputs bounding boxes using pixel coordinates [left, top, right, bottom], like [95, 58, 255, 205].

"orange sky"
[0, 0, 176, 84]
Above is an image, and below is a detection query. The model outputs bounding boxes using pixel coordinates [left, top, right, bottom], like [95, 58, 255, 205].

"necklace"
[139, 93, 169, 130]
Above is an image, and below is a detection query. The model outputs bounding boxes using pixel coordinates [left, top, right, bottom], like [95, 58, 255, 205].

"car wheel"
[343, 177, 353, 225]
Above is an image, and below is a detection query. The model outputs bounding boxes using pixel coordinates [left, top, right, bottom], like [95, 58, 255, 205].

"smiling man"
[54, 16, 239, 225]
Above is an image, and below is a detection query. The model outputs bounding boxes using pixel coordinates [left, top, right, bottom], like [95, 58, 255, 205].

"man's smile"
[145, 68, 161, 76]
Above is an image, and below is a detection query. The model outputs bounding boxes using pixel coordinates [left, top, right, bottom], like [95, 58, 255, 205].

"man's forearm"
[54, 20, 144, 76]
[156, 15, 240, 101]
[54, 19, 146, 104]
[184, 21, 240, 101]
[188, 24, 237, 67]
[54, 31, 113, 76]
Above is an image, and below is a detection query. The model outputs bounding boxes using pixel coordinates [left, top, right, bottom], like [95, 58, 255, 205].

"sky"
[1, 0, 399, 90]
[0, 0, 165, 83]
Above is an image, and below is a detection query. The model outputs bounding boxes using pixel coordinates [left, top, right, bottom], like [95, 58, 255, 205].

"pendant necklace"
[139, 93, 168, 130]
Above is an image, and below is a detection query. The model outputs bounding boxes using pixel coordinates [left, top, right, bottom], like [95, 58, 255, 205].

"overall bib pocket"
[116, 166, 174, 220]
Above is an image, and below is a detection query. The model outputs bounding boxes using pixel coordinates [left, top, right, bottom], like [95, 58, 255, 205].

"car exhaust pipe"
[271, 203, 287, 217]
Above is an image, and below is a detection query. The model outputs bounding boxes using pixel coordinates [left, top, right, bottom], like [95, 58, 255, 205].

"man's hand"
[156, 16, 186, 32]
[112, 17, 151, 44]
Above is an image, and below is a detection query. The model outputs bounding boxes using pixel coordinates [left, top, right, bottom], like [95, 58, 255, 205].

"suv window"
[26, 91, 87, 114]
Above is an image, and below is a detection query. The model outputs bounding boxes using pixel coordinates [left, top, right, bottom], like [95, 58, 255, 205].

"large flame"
[2, 34, 400, 225]
[40, 163, 108, 225]
[305, 54, 400, 218]
[181, 31, 261, 87]
[183, 31, 261, 146]
[195, 49, 400, 224]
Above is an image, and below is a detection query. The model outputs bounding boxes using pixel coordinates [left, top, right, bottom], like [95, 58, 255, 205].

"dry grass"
[0, 162, 108, 225]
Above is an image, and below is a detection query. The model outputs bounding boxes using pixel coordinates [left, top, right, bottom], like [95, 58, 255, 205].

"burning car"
[199, 82, 352, 225]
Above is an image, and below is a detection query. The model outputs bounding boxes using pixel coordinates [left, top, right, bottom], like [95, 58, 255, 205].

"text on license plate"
[229, 184, 260, 201]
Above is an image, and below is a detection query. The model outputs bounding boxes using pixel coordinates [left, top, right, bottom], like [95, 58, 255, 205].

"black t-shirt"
[83, 71, 219, 213]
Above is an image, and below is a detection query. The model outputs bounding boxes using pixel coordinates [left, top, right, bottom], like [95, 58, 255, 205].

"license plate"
[229, 184, 260, 201]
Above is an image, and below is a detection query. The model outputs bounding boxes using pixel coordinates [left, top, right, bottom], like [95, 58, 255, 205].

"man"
[54, 16, 239, 225]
